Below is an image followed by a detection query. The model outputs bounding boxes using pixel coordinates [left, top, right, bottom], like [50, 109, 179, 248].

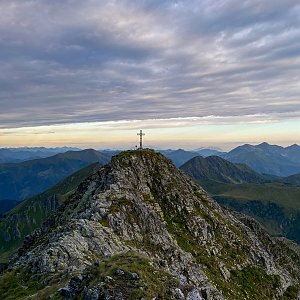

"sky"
[0, 0, 300, 150]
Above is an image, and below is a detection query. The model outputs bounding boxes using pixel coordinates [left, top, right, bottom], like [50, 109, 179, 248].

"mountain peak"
[286, 143, 300, 150]
[257, 142, 270, 147]
[3, 150, 300, 299]
[256, 142, 283, 150]
[110, 149, 173, 170]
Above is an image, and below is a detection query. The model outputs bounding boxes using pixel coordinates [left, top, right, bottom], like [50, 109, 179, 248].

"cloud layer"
[1, 0, 300, 128]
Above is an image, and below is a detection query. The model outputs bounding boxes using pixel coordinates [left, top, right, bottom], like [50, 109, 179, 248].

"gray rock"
[60, 275, 84, 298]
[219, 262, 231, 280]
[174, 287, 185, 299]
[84, 288, 100, 300]
[104, 276, 113, 283]
[131, 272, 139, 280]
[116, 268, 125, 276]
[186, 289, 203, 300]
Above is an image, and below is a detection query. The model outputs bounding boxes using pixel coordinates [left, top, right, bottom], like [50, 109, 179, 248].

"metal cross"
[137, 130, 145, 149]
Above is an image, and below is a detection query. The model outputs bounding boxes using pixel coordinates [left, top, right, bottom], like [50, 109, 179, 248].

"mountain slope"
[1, 150, 299, 299]
[180, 155, 269, 184]
[0, 163, 101, 264]
[180, 155, 300, 244]
[224, 142, 300, 176]
[197, 179, 300, 236]
[283, 173, 300, 186]
[0, 149, 111, 201]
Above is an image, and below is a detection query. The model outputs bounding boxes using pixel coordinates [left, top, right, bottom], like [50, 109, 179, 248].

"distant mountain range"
[2, 142, 300, 177]
[0, 149, 111, 201]
[160, 142, 300, 177]
[196, 148, 225, 157]
[158, 149, 200, 167]
[0, 147, 80, 163]
[1, 142, 300, 208]
[223, 142, 300, 177]
[157, 148, 226, 167]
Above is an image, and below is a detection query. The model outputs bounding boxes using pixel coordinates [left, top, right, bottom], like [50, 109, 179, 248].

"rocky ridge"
[1, 150, 300, 299]
[0, 163, 101, 265]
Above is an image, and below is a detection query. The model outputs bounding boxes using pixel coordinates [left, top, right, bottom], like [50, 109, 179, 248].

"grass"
[0, 267, 68, 300]
[0, 268, 44, 300]
[281, 285, 300, 299]
[86, 252, 179, 300]
[199, 180, 300, 212]
[231, 266, 281, 300]
[196, 179, 300, 244]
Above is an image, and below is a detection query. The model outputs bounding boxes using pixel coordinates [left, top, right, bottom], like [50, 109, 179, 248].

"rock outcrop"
[1, 150, 300, 299]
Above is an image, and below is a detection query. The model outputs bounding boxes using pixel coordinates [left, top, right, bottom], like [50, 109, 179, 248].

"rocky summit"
[1, 150, 300, 299]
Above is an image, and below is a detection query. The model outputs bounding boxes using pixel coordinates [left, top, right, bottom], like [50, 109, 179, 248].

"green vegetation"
[196, 179, 300, 244]
[86, 252, 179, 299]
[114, 149, 167, 166]
[12, 252, 179, 300]
[0, 268, 44, 300]
[180, 155, 268, 184]
[0, 163, 99, 263]
[0, 149, 298, 299]
[0, 268, 67, 299]
[161, 196, 280, 299]
[199, 180, 300, 211]
[231, 266, 280, 299]
[284, 173, 300, 186]
[281, 285, 300, 299]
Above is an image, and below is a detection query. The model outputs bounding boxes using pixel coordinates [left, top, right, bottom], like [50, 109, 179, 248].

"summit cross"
[137, 130, 145, 149]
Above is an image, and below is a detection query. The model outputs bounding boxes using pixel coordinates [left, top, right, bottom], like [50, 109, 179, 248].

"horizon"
[1, 140, 299, 153]
[1, 1, 300, 150]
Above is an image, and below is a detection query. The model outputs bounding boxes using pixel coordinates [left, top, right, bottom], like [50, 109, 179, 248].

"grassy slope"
[180, 155, 269, 184]
[198, 180, 300, 242]
[199, 180, 300, 211]
[284, 173, 300, 186]
[0, 163, 100, 264]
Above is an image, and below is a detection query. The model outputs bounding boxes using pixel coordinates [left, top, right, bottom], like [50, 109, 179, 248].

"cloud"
[0, 0, 300, 129]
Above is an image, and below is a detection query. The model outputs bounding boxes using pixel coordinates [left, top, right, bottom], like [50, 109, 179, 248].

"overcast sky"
[0, 0, 300, 149]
